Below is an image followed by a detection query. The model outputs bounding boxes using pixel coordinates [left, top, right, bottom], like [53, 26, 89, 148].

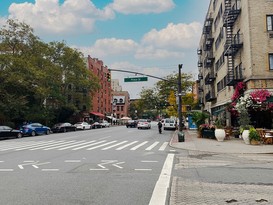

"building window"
[269, 54, 273, 70]
[267, 15, 273, 31]
[121, 106, 123, 111]
[117, 106, 120, 111]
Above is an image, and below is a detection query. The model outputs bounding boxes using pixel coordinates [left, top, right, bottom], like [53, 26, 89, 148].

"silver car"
[137, 119, 151, 129]
[74, 122, 92, 130]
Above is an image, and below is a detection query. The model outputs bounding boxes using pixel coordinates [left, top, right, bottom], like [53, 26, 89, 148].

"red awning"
[90, 112, 104, 117]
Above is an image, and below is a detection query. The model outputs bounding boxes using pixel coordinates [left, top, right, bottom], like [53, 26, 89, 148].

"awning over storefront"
[90, 112, 104, 117]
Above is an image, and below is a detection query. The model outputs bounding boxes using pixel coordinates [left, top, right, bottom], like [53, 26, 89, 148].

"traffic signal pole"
[178, 64, 183, 132]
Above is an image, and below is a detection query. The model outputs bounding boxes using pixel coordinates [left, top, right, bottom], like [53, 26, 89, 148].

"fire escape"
[223, 0, 243, 86]
[203, 15, 216, 102]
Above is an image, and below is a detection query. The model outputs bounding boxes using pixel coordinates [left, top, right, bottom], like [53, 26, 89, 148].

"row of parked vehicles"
[126, 119, 152, 129]
[125, 118, 178, 130]
[0, 120, 111, 140]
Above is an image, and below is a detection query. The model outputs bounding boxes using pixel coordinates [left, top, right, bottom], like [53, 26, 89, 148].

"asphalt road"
[0, 122, 176, 205]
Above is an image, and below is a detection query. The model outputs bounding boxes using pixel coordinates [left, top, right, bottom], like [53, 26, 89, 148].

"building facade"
[198, 0, 273, 126]
[112, 91, 130, 119]
[111, 79, 122, 92]
[86, 55, 112, 120]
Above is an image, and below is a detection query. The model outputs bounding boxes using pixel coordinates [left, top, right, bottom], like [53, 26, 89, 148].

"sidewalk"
[169, 129, 273, 154]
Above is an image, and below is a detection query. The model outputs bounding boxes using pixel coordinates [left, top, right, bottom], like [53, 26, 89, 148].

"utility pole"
[178, 64, 183, 132]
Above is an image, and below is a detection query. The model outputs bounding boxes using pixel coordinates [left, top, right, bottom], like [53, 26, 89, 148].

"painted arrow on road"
[18, 161, 51, 169]
[90, 160, 125, 171]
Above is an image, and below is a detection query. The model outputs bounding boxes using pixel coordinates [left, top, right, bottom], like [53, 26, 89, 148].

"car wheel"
[46, 130, 50, 135]
[63, 128, 66, 133]
[17, 133, 23, 138]
[83, 127, 85, 130]
[31, 131, 36, 136]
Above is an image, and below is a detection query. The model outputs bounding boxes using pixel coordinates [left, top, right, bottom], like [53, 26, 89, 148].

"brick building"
[198, 0, 273, 126]
[112, 91, 130, 120]
[86, 55, 112, 121]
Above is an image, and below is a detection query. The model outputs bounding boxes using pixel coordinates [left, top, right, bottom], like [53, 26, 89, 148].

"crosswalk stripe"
[0, 140, 169, 151]
[159, 142, 169, 151]
[87, 141, 117, 150]
[15, 140, 60, 151]
[115, 141, 139, 150]
[130, 141, 148, 150]
[72, 140, 106, 150]
[145, 142, 160, 151]
[58, 140, 96, 150]
[101, 141, 128, 150]
[43, 140, 86, 150]
[30, 141, 75, 150]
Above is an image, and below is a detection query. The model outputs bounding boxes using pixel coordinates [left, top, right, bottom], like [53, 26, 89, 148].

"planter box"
[201, 129, 215, 139]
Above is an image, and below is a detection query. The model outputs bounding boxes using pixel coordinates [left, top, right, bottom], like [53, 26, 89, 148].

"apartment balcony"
[198, 87, 204, 93]
[204, 52, 215, 68]
[205, 91, 216, 102]
[223, 7, 241, 27]
[203, 17, 213, 34]
[204, 72, 216, 85]
[203, 37, 214, 51]
[198, 73, 203, 80]
[197, 49, 202, 55]
[224, 34, 243, 56]
[198, 60, 203, 67]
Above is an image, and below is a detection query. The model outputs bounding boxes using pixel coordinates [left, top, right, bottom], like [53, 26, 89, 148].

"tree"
[0, 19, 100, 126]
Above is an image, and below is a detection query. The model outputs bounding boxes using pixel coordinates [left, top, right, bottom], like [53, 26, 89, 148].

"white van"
[162, 118, 176, 130]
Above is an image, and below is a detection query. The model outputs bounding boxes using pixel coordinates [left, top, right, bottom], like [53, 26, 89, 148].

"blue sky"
[0, 0, 210, 98]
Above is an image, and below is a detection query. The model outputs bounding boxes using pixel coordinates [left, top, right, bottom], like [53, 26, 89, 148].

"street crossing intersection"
[0, 140, 170, 152]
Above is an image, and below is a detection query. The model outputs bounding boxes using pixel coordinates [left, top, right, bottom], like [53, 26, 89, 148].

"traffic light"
[107, 72, 111, 82]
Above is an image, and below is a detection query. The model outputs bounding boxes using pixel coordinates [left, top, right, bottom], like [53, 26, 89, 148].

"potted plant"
[237, 106, 252, 144]
[214, 118, 225, 142]
[199, 124, 215, 138]
[191, 111, 209, 138]
[249, 127, 261, 145]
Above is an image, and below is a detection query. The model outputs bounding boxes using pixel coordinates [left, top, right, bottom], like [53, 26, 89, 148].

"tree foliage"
[0, 19, 100, 126]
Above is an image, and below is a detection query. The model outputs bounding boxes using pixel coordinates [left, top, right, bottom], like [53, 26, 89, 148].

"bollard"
[178, 131, 184, 142]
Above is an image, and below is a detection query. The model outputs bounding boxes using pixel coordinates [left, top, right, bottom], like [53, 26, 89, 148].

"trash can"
[178, 131, 184, 142]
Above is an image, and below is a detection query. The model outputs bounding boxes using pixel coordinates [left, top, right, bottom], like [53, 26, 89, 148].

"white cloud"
[142, 22, 202, 49]
[77, 38, 138, 58]
[135, 46, 183, 60]
[7, 0, 115, 35]
[109, 0, 175, 14]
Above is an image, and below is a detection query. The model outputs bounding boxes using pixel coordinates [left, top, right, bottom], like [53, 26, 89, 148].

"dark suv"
[126, 120, 137, 128]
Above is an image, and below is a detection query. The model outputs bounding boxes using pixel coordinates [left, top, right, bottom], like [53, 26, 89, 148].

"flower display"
[199, 124, 215, 130]
[228, 88, 273, 115]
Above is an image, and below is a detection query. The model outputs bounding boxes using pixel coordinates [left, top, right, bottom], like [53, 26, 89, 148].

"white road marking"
[43, 140, 85, 150]
[145, 142, 160, 150]
[86, 141, 117, 150]
[2, 141, 56, 151]
[58, 140, 96, 150]
[101, 141, 128, 150]
[141, 161, 158, 163]
[72, 140, 106, 150]
[0, 169, 14, 171]
[130, 141, 149, 150]
[15, 141, 62, 151]
[30, 141, 75, 150]
[149, 153, 174, 205]
[42, 169, 59, 171]
[134, 169, 152, 171]
[115, 141, 138, 150]
[65, 160, 82, 163]
[159, 142, 169, 151]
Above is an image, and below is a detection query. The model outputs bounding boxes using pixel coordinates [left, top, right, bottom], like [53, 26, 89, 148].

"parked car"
[137, 119, 151, 129]
[74, 122, 92, 130]
[51, 123, 77, 133]
[91, 122, 102, 129]
[0, 126, 23, 139]
[100, 120, 110, 128]
[21, 123, 51, 136]
[126, 120, 137, 128]
[162, 118, 177, 130]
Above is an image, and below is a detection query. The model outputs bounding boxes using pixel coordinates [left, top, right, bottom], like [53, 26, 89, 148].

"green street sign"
[124, 77, 148, 82]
